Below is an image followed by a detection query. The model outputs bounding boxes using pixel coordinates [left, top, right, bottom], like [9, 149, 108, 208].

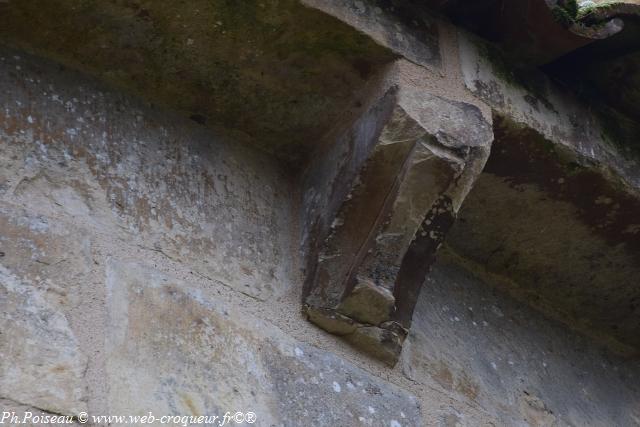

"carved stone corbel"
[304, 86, 493, 365]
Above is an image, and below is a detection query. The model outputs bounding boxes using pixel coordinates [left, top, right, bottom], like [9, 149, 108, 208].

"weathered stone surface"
[0, 47, 294, 301]
[445, 116, 640, 355]
[0, 202, 94, 301]
[0, 264, 87, 415]
[548, 0, 640, 140]
[303, 0, 441, 69]
[106, 259, 422, 426]
[349, 145, 445, 296]
[456, 18, 640, 358]
[300, 86, 399, 299]
[345, 324, 406, 368]
[305, 306, 359, 336]
[262, 332, 418, 426]
[303, 88, 413, 309]
[402, 257, 640, 426]
[303, 82, 492, 364]
[397, 89, 493, 150]
[0, 199, 93, 418]
[2, 0, 640, 424]
[338, 279, 395, 326]
[549, 49, 640, 158]
[0, 0, 396, 164]
[391, 195, 456, 328]
[458, 30, 640, 190]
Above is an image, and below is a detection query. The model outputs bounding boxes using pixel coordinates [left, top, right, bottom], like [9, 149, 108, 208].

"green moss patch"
[0, 0, 397, 165]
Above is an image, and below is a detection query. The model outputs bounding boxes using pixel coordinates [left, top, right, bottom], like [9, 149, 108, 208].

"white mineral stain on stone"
[294, 347, 304, 357]
[103, 260, 422, 425]
[16, 215, 49, 233]
[390, 420, 402, 427]
[354, 0, 366, 14]
[330, 217, 344, 228]
[491, 306, 504, 317]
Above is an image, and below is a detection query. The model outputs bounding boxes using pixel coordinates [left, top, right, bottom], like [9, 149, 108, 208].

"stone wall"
[2, 2, 640, 427]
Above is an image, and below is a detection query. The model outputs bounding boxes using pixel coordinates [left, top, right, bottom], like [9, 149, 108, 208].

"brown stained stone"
[304, 306, 358, 336]
[300, 87, 400, 304]
[0, 0, 397, 165]
[304, 88, 493, 364]
[337, 278, 395, 326]
[304, 304, 407, 367]
[303, 0, 441, 69]
[353, 144, 459, 295]
[0, 264, 87, 416]
[459, 31, 640, 191]
[347, 324, 407, 367]
[393, 195, 456, 328]
[305, 102, 420, 310]
[446, 115, 640, 355]
[487, 116, 640, 255]
[304, 304, 407, 366]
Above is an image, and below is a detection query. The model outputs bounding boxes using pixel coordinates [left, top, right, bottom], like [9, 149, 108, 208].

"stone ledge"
[304, 305, 407, 366]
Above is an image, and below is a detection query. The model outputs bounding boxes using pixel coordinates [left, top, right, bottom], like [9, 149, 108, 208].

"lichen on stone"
[576, 0, 619, 21]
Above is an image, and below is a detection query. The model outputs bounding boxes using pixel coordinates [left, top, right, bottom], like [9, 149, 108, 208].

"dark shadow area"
[445, 114, 640, 357]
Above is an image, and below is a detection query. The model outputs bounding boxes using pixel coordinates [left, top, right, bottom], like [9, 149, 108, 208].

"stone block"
[304, 86, 492, 365]
[105, 259, 422, 426]
[0, 266, 87, 416]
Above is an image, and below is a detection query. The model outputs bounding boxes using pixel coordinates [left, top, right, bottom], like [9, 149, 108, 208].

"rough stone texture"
[0, 0, 396, 164]
[0, 42, 428, 426]
[0, 47, 294, 302]
[440, 0, 640, 166]
[0, 262, 87, 416]
[403, 256, 640, 427]
[300, 84, 400, 299]
[303, 0, 441, 69]
[455, 30, 640, 357]
[2, 1, 640, 425]
[446, 116, 640, 356]
[106, 259, 422, 427]
[338, 279, 396, 326]
[303, 81, 492, 365]
[458, 30, 640, 191]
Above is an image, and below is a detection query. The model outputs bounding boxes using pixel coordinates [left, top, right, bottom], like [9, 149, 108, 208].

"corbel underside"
[302, 85, 493, 365]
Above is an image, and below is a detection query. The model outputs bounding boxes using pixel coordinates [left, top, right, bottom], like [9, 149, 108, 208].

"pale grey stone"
[0, 266, 87, 416]
[105, 259, 422, 427]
